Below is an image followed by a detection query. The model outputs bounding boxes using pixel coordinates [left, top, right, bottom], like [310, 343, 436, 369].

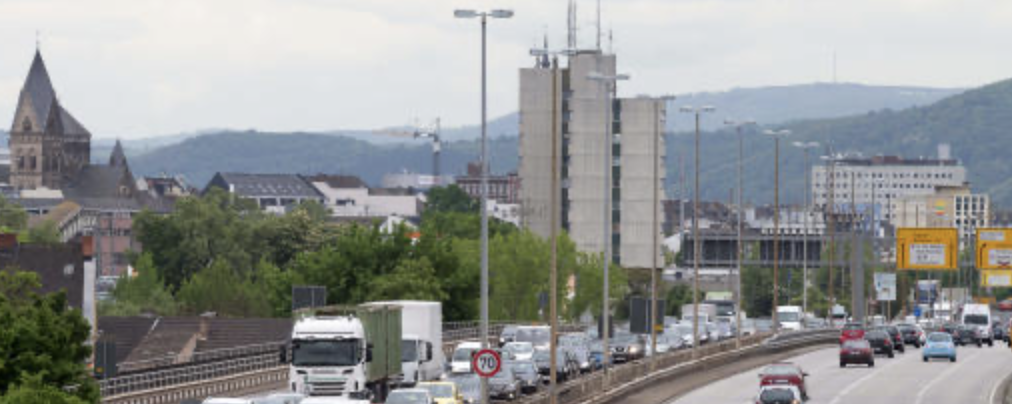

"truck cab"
[776, 306, 804, 331]
[288, 316, 369, 398]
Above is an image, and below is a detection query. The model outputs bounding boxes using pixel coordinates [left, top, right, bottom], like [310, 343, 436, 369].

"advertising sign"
[916, 280, 939, 304]
[981, 270, 1012, 288]
[874, 273, 897, 301]
[977, 229, 1012, 270]
[897, 228, 958, 271]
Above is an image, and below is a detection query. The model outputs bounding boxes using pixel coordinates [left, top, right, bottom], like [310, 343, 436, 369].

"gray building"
[519, 51, 665, 269]
[204, 173, 324, 214]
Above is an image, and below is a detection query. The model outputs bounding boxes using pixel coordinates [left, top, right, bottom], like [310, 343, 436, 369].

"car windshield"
[763, 365, 799, 375]
[401, 340, 418, 362]
[417, 384, 452, 398]
[778, 312, 800, 322]
[291, 339, 360, 367]
[843, 340, 869, 349]
[506, 343, 533, 354]
[760, 389, 797, 403]
[510, 362, 537, 375]
[386, 391, 429, 404]
[516, 328, 550, 345]
[453, 348, 477, 362]
[965, 314, 989, 326]
[843, 323, 863, 331]
[491, 369, 514, 381]
[928, 333, 951, 342]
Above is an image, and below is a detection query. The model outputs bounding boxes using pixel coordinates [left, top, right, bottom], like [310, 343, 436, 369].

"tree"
[0, 270, 98, 402]
[0, 196, 27, 232]
[0, 375, 88, 404]
[367, 258, 448, 302]
[251, 259, 303, 317]
[98, 254, 177, 316]
[425, 185, 477, 214]
[664, 284, 701, 316]
[23, 220, 61, 245]
[568, 251, 629, 322]
[175, 260, 269, 317]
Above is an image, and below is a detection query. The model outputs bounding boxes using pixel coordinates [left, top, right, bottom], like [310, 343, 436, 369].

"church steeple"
[110, 140, 128, 168]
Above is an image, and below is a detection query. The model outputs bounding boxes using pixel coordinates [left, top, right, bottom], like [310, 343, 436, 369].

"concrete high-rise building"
[519, 51, 665, 269]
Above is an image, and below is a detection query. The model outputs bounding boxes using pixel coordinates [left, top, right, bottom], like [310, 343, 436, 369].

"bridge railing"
[116, 341, 286, 374]
[100, 350, 280, 397]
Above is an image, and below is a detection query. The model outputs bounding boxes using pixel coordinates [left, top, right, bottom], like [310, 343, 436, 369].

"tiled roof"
[308, 174, 367, 189]
[211, 173, 323, 198]
[63, 166, 130, 200]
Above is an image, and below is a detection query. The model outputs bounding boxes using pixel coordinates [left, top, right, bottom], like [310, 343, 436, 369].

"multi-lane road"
[673, 343, 1012, 404]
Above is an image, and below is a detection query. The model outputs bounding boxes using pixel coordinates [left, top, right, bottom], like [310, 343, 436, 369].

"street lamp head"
[701, 106, 716, 113]
[764, 129, 792, 137]
[679, 106, 694, 113]
[490, 9, 514, 18]
[454, 9, 478, 18]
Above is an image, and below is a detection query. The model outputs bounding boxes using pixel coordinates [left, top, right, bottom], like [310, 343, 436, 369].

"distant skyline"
[0, 0, 1010, 139]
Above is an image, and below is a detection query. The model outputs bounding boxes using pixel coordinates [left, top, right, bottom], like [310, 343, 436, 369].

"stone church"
[8, 50, 93, 190]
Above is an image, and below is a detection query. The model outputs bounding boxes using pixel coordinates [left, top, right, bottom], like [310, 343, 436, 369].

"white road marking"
[826, 352, 903, 404]
[915, 348, 981, 404]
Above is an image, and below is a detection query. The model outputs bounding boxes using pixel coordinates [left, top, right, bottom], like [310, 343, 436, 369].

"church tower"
[8, 50, 91, 190]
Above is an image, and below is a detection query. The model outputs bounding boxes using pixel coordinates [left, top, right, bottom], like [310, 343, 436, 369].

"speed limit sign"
[472, 349, 501, 378]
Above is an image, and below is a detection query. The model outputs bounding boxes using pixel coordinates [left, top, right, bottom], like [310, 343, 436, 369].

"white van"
[776, 306, 803, 331]
[962, 303, 993, 346]
[450, 341, 482, 373]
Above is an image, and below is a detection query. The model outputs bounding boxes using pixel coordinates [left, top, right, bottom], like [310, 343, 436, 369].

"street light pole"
[725, 119, 755, 348]
[588, 71, 630, 376]
[681, 105, 715, 355]
[792, 141, 819, 316]
[651, 96, 674, 366]
[455, 9, 513, 404]
[765, 129, 791, 333]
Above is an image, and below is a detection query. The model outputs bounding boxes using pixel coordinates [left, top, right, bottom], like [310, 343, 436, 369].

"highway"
[672, 343, 1012, 404]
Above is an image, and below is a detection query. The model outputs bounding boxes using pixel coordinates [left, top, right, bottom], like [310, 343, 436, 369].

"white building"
[813, 151, 966, 224]
[310, 175, 421, 218]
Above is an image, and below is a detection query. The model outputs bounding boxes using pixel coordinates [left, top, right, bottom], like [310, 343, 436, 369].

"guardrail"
[100, 351, 280, 398]
[517, 329, 837, 404]
[116, 341, 286, 374]
[101, 329, 836, 404]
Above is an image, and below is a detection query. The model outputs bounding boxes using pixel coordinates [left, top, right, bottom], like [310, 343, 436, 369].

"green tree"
[176, 260, 269, 317]
[252, 259, 303, 317]
[425, 185, 477, 214]
[0, 375, 88, 404]
[0, 270, 98, 402]
[368, 258, 448, 302]
[98, 254, 177, 316]
[568, 252, 629, 322]
[23, 220, 61, 245]
[0, 196, 27, 232]
[664, 284, 701, 316]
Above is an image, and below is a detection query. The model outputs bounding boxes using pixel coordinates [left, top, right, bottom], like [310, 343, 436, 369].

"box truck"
[366, 301, 443, 385]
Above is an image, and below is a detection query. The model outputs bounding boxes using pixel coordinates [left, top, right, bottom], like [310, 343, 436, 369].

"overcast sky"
[1, 0, 1010, 139]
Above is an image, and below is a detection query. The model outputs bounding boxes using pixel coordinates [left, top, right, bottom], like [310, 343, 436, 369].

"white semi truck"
[366, 301, 443, 385]
[283, 304, 402, 401]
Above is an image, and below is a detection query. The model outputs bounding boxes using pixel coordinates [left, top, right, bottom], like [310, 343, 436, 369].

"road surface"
[672, 343, 1012, 404]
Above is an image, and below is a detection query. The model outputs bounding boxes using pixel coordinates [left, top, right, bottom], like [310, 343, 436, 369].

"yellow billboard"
[977, 229, 1012, 270]
[981, 270, 1012, 288]
[896, 228, 958, 271]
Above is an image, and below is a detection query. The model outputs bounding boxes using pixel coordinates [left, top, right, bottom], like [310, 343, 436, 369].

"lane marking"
[915, 348, 982, 404]
[986, 351, 1012, 404]
[827, 351, 905, 404]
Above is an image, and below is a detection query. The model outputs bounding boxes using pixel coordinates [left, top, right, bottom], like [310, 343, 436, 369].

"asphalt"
[671, 341, 1012, 404]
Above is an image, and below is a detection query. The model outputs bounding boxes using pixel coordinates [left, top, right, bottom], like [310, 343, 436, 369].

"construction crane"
[374, 118, 442, 186]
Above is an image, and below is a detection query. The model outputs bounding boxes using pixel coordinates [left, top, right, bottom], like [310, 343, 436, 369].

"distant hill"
[129, 131, 518, 188]
[675, 76, 1012, 207]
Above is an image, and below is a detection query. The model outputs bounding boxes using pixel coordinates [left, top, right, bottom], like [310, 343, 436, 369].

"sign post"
[473, 349, 501, 378]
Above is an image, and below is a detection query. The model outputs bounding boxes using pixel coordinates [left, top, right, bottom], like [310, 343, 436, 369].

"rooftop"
[208, 173, 323, 198]
[825, 155, 960, 167]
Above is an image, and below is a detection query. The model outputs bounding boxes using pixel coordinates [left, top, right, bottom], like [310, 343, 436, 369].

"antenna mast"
[567, 0, 577, 49]
[596, 0, 602, 51]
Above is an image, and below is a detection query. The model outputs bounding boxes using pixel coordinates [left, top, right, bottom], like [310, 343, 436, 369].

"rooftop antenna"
[608, 28, 613, 54]
[596, 0, 602, 51]
[567, 0, 577, 49]
[35, 30, 40, 51]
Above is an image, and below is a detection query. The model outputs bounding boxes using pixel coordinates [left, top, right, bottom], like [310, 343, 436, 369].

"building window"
[21, 117, 31, 132]
[29, 155, 36, 171]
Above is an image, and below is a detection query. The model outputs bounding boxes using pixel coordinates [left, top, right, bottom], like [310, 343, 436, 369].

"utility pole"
[726, 119, 755, 347]
[825, 149, 837, 326]
[794, 141, 819, 315]
[681, 105, 715, 354]
[765, 129, 791, 331]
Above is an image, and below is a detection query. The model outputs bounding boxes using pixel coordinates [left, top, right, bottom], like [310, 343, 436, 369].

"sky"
[0, 0, 1010, 139]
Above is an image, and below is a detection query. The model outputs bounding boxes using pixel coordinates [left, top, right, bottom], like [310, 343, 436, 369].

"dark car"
[993, 322, 1007, 344]
[506, 360, 542, 394]
[488, 367, 521, 401]
[864, 330, 895, 358]
[896, 324, 923, 348]
[839, 339, 874, 367]
[533, 349, 576, 382]
[882, 326, 905, 353]
[954, 324, 982, 347]
[839, 322, 865, 345]
[942, 322, 959, 336]
[609, 334, 647, 363]
[758, 362, 809, 401]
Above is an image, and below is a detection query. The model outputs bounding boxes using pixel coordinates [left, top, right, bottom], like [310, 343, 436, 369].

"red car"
[759, 362, 809, 401]
[999, 300, 1012, 312]
[839, 339, 874, 367]
[840, 322, 865, 345]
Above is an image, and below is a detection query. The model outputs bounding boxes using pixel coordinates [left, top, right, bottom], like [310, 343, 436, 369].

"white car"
[755, 385, 802, 404]
[300, 398, 369, 404]
[503, 341, 535, 361]
[451, 341, 483, 373]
